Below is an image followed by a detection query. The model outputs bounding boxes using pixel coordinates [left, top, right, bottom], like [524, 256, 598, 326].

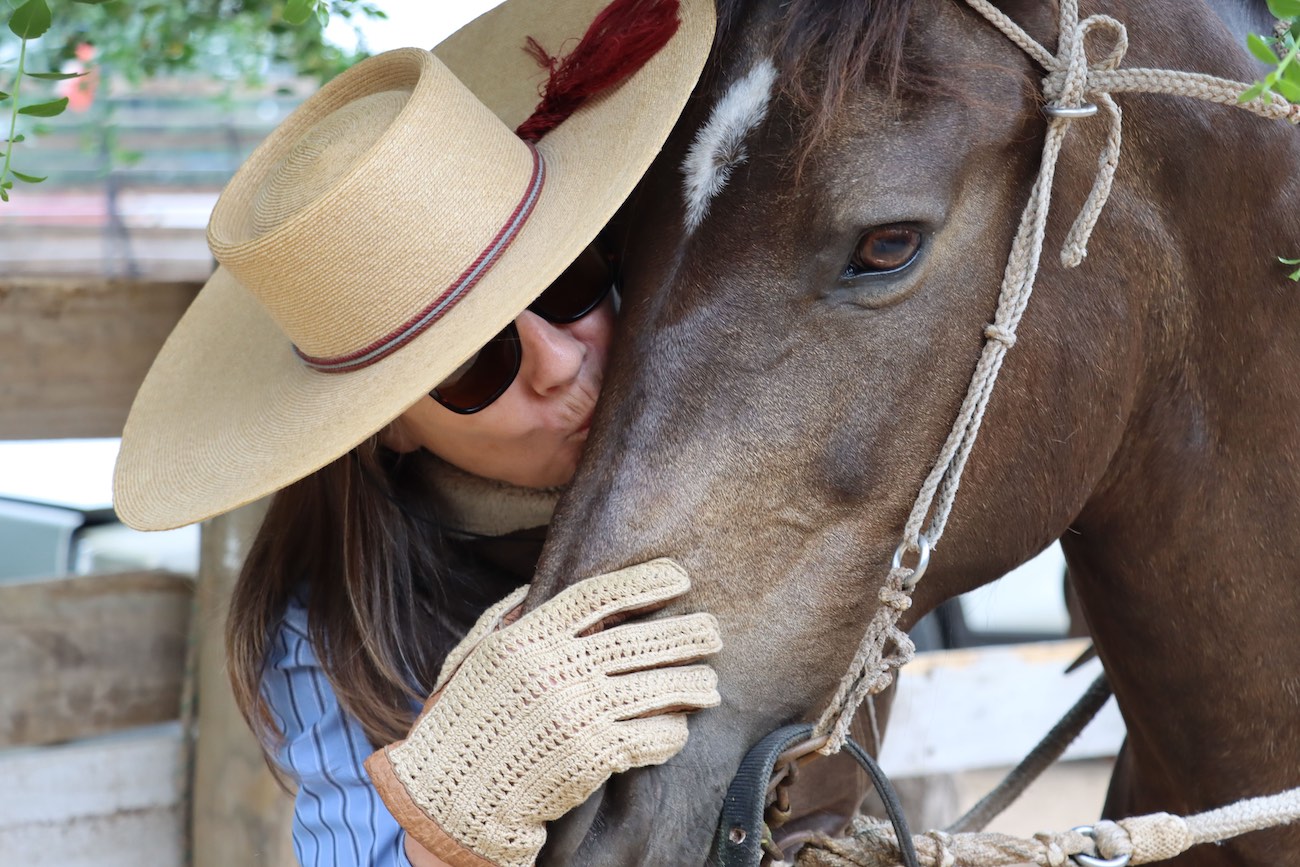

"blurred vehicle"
[0, 439, 198, 582]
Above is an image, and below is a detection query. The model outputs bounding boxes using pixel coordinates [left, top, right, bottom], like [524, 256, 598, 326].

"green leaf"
[7, 0, 51, 39]
[315, 2, 329, 28]
[1276, 77, 1300, 102]
[1239, 81, 1267, 103]
[1266, 0, 1300, 18]
[26, 70, 87, 80]
[0, 187, 10, 202]
[71, 0, 118, 4]
[1280, 256, 1300, 265]
[17, 96, 67, 116]
[0, 91, 8, 101]
[1248, 33, 1280, 65]
[11, 169, 44, 183]
[284, 0, 315, 25]
[5, 133, 24, 143]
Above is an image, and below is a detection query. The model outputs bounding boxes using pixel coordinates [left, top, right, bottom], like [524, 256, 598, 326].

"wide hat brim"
[114, 0, 714, 531]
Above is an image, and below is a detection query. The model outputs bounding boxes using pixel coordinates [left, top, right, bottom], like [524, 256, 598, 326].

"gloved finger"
[606, 664, 720, 721]
[531, 715, 691, 824]
[606, 713, 692, 773]
[433, 583, 530, 692]
[526, 558, 691, 636]
[581, 611, 722, 674]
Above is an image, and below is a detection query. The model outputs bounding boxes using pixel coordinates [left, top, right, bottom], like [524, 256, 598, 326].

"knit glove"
[364, 558, 722, 867]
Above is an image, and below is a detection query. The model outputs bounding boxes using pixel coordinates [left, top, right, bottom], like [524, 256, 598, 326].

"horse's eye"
[845, 225, 923, 277]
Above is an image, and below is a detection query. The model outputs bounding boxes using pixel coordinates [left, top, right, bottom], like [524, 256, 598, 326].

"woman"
[112, 1, 719, 865]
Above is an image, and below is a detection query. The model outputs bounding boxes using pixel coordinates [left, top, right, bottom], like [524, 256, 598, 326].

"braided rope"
[814, 0, 1298, 756]
[798, 786, 1300, 866]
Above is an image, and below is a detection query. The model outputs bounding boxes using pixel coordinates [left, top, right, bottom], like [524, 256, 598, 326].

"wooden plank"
[192, 501, 297, 867]
[0, 277, 200, 439]
[0, 571, 192, 749]
[879, 639, 1126, 779]
[0, 723, 183, 867]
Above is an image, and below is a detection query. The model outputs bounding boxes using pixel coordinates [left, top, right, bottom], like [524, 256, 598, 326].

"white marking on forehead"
[681, 59, 778, 233]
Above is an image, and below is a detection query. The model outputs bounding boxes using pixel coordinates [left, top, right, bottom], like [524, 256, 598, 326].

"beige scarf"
[423, 457, 561, 537]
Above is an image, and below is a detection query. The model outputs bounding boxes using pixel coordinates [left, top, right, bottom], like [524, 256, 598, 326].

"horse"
[525, 0, 1300, 864]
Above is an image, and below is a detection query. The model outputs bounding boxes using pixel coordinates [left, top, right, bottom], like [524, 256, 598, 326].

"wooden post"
[191, 500, 296, 867]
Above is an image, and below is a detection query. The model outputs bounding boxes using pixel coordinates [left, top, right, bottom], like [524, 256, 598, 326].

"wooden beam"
[0, 723, 184, 867]
[879, 639, 1125, 778]
[0, 570, 192, 749]
[0, 277, 200, 439]
[192, 501, 296, 867]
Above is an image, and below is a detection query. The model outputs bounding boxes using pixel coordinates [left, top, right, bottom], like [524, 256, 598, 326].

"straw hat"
[113, 0, 714, 531]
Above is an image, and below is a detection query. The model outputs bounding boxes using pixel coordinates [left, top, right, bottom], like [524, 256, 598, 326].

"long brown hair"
[227, 440, 458, 753]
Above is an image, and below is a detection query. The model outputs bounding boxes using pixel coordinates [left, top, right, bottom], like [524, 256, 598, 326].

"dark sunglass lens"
[530, 245, 613, 323]
[431, 326, 521, 414]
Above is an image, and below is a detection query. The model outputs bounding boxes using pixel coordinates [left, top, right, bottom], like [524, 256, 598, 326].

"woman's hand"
[365, 559, 722, 867]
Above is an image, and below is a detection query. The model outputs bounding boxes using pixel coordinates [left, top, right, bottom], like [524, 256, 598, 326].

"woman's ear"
[380, 417, 421, 454]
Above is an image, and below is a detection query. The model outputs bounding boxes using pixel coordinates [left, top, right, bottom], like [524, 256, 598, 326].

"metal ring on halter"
[1070, 826, 1131, 867]
[891, 534, 932, 591]
[1044, 103, 1099, 118]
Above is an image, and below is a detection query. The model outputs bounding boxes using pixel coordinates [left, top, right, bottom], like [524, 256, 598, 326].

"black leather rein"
[709, 723, 921, 867]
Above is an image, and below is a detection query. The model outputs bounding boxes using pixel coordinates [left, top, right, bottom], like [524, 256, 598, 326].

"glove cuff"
[365, 746, 505, 867]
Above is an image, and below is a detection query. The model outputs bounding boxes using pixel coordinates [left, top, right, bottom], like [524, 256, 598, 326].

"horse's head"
[531, 0, 1272, 862]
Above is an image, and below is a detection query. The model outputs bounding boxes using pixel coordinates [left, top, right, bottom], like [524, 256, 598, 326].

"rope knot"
[923, 830, 957, 867]
[1025, 3, 1130, 268]
[1032, 831, 1072, 867]
[882, 627, 916, 669]
[879, 583, 913, 612]
[1043, 10, 1129, 111]
[1091, 820, 1136, 859]
[983, 323, 1017, 348]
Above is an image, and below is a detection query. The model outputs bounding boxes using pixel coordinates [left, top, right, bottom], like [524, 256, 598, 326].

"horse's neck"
[1206, 0, 1281, 43]
[1061, 18, 1300, 840]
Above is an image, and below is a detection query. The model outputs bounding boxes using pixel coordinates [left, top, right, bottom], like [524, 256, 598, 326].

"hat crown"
[251, 90, 406, 238]
[207, 49, 540, 362]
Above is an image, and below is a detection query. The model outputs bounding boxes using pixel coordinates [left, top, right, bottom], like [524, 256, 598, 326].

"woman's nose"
[514, 310, 585, 395]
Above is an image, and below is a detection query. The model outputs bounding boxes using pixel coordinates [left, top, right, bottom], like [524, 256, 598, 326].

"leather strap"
[710, 723, 920, 867]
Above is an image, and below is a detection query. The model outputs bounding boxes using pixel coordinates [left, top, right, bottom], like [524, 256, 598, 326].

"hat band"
[294, 145, 546, 374]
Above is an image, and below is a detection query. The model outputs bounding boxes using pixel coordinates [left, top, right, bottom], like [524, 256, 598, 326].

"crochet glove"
[364, 558, 722, 867]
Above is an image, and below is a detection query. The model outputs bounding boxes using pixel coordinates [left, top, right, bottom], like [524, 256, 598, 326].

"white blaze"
[680, 58, 778, 233]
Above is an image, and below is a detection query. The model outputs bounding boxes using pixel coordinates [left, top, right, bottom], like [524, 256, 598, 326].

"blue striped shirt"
[263, 595, 415, 867]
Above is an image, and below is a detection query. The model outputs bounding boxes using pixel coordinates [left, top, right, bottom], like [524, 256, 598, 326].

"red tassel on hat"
[515, 0, 682, 142]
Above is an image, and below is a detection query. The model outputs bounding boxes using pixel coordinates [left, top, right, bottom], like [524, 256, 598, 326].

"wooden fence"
[0, 274, 293, 866]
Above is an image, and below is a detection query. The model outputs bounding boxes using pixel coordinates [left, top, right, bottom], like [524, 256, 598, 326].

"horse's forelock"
[713, 0, 922, 142]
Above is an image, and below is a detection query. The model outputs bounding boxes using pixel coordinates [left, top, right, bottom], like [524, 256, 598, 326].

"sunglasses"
[431, 245, 615, 414]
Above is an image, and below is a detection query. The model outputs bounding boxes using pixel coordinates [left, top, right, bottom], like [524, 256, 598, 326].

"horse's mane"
[713, 0, 920, 138]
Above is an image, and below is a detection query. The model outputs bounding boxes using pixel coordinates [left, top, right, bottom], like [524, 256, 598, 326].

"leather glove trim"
[365, 744, 505, 867]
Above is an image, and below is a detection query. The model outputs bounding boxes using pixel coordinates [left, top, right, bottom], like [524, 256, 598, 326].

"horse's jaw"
[539, 706, 744, 867]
